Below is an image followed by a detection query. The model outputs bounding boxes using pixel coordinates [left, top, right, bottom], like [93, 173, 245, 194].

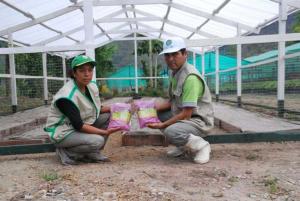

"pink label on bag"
[134, 99, 160, 128]
[108, 103, 132, 131]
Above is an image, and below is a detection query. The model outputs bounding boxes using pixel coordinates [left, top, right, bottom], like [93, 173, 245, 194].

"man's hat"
[71, 55, 96, 69]
[159, 37, 186, 55]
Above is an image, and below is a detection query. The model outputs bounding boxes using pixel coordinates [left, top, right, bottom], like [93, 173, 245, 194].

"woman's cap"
[71, 55, 96, 69]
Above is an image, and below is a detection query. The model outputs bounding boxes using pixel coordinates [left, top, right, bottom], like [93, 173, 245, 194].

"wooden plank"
[0, 130, 299, 155]
[0, 143, 55, 155]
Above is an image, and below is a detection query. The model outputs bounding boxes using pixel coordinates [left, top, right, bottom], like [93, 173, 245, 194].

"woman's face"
[73, 63, 94, 87]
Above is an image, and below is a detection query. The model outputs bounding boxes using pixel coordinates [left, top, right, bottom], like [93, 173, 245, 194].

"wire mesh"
[241, 61, 278, 115]
[0, 78, 11, 115]
[16, 78, 44, 111]
[285, 55, 300, 120]
[206, 74, 216, 95]
[219, 70, 237, 102]
[15, 53, 42, 76]
[48, 80, 64, 101]
[47, 54, 64, 77]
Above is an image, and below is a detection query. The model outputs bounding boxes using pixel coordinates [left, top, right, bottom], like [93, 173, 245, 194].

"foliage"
[262, 176, 279, 194]
[41, 170, 59, 182]
[95, 44, 118, 78]
[292, 12, 300, 33]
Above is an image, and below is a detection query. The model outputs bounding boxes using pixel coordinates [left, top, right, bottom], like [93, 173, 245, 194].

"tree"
[292, 12, 300, 33]
[136, 39, 163, 88]
[95, 44, 118, 78]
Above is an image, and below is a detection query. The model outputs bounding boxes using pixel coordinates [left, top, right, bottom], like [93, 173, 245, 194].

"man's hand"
[147, 122, 166, 129]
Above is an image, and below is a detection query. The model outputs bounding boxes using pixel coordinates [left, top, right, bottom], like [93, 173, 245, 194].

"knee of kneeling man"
[92, 136, 105, 147]
[163, 126, 176, 138]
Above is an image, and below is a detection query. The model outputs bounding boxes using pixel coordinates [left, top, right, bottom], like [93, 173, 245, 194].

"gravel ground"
[0, 97, 299, 201]
[0, 136, 299, 201]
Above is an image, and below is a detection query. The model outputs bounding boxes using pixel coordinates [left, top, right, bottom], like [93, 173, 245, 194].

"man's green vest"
[169, 61, 214, 133]
[44, 80, 101, 143]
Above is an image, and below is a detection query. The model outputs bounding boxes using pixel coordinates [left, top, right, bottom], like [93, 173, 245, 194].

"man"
[147, 37, 214, 164]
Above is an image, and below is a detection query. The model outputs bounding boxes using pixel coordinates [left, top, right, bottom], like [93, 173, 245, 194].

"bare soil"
[0, 132, 299, 201]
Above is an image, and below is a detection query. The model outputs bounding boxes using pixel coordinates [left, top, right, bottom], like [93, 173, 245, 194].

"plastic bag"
[107, 103, 131, 131]
[134, 99, 160, 128]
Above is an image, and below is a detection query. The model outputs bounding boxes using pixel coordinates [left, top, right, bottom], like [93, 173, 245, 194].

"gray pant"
[158, 110, 204, 147]
[55, 113, 110, 164]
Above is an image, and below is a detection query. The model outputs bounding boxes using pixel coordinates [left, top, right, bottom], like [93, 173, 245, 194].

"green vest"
[44, 80, 101, 143]
[169, 61, 214, 133]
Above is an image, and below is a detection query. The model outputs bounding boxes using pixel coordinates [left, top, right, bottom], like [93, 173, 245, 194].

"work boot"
[167, 146, 185, 157]
[86, 152, 111, 162]
[56, 148, 79, 165]
[186, 134, 211, 164]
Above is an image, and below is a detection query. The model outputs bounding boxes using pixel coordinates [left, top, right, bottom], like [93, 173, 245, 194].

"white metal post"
[42, 53, 48, 105]
[215, 47, 220, 101]
[277, 0, 287, 117]
[8, 34, 17, 112]
[83, 0, 96, 81]
[201, 51, 205, 77]
[62, 57, 67, 84]
[193, 51, 196, 67]
[237, 25, 242, 107]
[134, 33, 138, 93]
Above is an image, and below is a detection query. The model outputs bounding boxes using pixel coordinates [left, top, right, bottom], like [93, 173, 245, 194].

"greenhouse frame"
[0, 0, 300, 118]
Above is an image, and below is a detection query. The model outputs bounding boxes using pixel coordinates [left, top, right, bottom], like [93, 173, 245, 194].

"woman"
[44, 55, 119, 165]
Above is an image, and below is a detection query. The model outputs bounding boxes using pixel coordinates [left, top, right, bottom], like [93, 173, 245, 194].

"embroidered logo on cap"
[166, 39, 172, 47]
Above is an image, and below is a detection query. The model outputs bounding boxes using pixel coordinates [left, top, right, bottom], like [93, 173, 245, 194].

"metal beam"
[171, 2, 258, 33]
[96, 16, 161, 23]
[270, 0, 300, 8]
[35, 9, 125, 46]
[133, 8, 219, 38]
[186, 33, 300, 47]
[187, 0, 230, 39]
[1, 0, 79, 43]
[159, 0, 172, 38]
[0, 2, 82, 36]
[106, 28, 161, 34]
[93, 0, 170, 6]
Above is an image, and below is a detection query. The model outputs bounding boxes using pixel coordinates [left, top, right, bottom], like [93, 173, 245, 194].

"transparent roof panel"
[44, 10, 83, 33]
[168, 8, 207, 28]
[69, 30, 85, 41]
[93, 6, 121, 19]
[98, 22, 127, 32]
[201, 20, 237, 38]
[9, 0, 72, 18]
[138, 21, 162, 30]
[218, 0, 278, 27]
[0, 4, 29, 30]
[173, 0, 226, 13]
[0, 0, 293, 52]
[46, 37, 76, 47]
[164, 24, 192, 38]
[135, 4, 167, 18]
[13, 24, 57, 44]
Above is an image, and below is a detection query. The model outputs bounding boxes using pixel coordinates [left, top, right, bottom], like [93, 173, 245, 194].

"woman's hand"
[101, 127, 122, 135]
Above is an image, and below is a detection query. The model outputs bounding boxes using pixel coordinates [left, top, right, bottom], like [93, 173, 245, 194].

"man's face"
[164, 50, 187, 71]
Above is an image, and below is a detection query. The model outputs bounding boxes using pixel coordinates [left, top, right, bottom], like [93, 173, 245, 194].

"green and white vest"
[44, 80, 101, 143]
[169, 61, 214, 133]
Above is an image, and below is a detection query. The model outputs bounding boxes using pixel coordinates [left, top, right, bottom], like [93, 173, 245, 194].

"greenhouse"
[0, 0, 299, 117]
[0, 1, 300, 200]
